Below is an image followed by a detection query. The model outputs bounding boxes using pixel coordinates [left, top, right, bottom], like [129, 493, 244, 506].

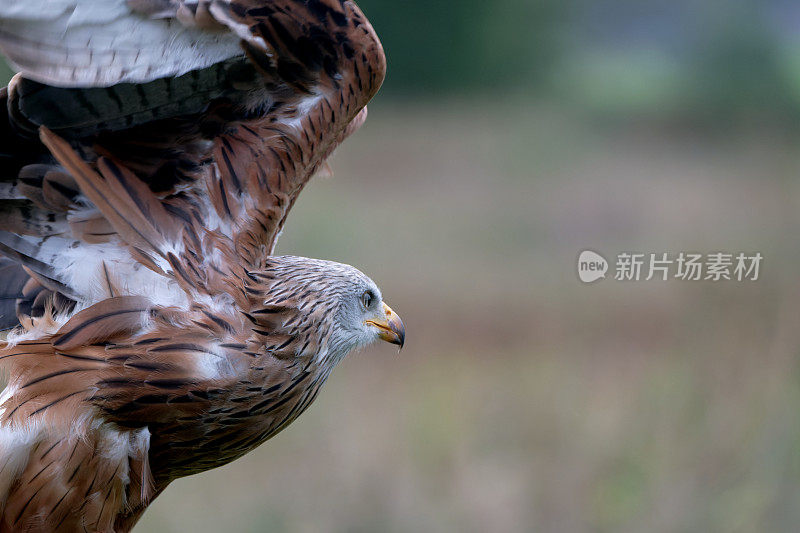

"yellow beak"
[366, 302, 405, 348]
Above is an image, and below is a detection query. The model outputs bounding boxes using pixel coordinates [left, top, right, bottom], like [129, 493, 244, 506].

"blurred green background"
[5, 0, 800, 531]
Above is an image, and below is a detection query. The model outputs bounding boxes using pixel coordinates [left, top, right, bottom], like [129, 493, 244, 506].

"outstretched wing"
[0, 0, 385, 331]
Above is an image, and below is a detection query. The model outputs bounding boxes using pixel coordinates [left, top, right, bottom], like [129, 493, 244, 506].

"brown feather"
[67, 215, 117, 244]
[40, 169, 79, 212]
[52, 296, 151, 350]
[39, 130, 175, 260]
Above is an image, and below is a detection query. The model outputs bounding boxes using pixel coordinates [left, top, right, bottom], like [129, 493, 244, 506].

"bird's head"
[245, 256, 404, 365]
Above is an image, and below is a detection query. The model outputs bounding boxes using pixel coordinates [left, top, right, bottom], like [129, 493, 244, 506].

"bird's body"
[1, 256, 395, 531]
[0, 1, 400, 530]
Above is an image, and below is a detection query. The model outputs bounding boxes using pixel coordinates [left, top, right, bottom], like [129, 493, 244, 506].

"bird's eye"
[361, 291, 373, 309]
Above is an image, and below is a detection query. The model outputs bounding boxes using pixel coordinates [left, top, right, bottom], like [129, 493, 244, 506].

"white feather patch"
[0, 0, 244, 87]
[0, 419, 44, 507]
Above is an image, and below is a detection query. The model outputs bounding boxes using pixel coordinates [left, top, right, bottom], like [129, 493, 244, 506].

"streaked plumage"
[0, 1, 402, 530]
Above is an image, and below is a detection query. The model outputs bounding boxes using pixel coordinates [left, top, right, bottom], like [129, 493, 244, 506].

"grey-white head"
[250, 256, 404, 366]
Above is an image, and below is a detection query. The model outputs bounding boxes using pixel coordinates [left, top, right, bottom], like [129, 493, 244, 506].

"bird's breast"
[146, 363, 332, 482]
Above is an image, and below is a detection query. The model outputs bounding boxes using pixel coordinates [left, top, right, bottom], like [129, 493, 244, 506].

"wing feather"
[0, 0, 385, 329]
[40, 129, 179, 273]
[0, 258, 28, 329]
[0, 0, 243, 87]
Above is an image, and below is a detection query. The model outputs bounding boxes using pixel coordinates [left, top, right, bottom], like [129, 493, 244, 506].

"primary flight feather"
[0, 1, 402, 530]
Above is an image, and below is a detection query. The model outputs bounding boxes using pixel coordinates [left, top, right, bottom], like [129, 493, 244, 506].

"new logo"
[577, 250, 608, 283]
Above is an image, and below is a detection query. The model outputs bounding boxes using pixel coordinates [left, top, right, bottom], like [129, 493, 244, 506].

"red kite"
[0, 1, 400, 530]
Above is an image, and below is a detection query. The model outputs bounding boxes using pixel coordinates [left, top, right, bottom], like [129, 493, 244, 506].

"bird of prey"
[0, 0, 402, 530]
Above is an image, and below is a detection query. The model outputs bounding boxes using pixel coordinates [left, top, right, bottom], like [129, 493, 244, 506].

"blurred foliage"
[359, 0, 566, 95]
[361, 0, 800, 129]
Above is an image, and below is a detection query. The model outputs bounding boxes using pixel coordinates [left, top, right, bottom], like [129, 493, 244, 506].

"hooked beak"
[366, 302, 405, 348]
